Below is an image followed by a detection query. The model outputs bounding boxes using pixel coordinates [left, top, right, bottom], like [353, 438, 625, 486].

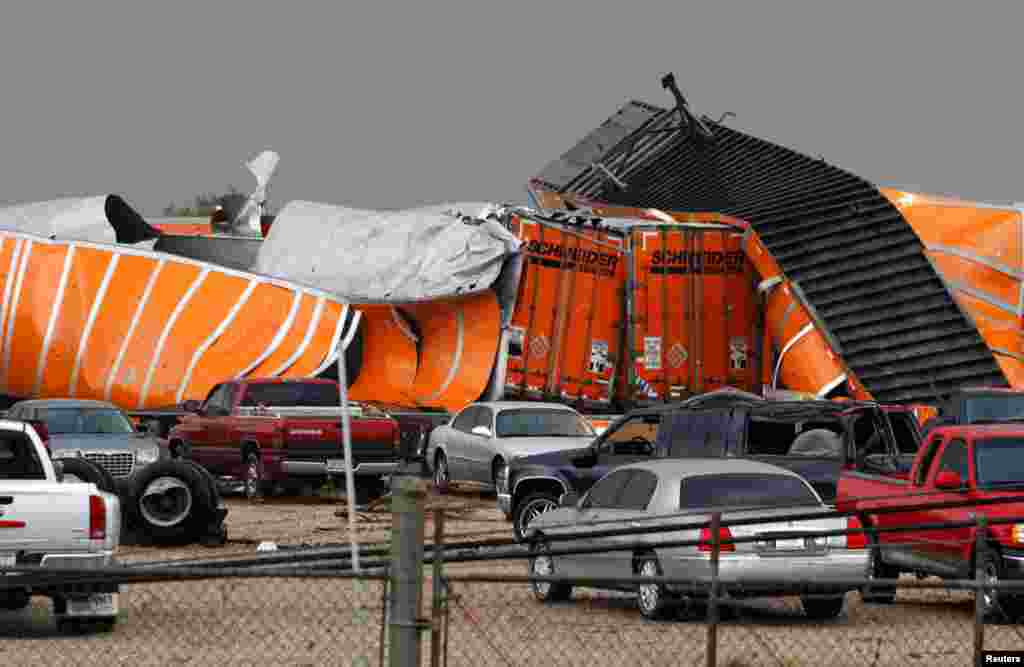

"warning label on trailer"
[644, 337, 662, 371]
[589, 340, 611, 374]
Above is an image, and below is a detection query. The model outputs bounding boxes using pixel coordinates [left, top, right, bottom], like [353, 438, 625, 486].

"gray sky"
[2, 1, 1022, 215]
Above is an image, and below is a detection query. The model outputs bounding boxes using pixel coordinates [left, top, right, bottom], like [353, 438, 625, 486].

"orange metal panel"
[38, 246, 109, 398]
[4, 243, 68, 397]
[286, 300, 346, 378]
[108, 260, 202, 407]
[347, 304, 418, 405]
[247, 293, 317, 378]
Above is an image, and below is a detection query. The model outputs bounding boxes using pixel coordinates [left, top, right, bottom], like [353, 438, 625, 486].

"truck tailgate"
[0, 484, 94, 554]
[282, 419, 397, 462]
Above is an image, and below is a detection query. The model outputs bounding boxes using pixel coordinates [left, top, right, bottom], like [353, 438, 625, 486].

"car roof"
[615, 458, 804, 479]
[11, 399, 119, 410]
[471, 402, 582, 412]
[937, 423, 1024, 436]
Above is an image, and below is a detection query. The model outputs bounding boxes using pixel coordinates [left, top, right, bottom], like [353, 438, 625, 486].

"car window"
[0, 432, 46, 480]
[914, 436, 944, 486]
[598, 415, 659, 455]
[203, 384, 227, 414]
[974, 437, 1024, 489]
[239, 382, 338, 407]
[888, 412, 922, 454]
[495, 409, 594, 438]
[451, 407, 477, 434]
[680, 473, 820, 509]
[617, 470, 658, 510]
[473, 407, 493, 433]
[935, 439, 969, 482]
[583, 469, 634, 509]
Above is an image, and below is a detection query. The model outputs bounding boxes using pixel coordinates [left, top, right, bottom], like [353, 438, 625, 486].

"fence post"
[706, 512, 720, 667]
[389, 475, 427, 667]
[974, 514, 987, 665]
[430, 509, 446, 667]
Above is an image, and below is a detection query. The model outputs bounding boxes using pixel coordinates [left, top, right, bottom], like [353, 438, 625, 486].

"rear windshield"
[0, 432, 46, 480]
[964, 395, 1024, 423]
[240, 383, 340, 407]
[974, 437, 1024, 489]
[38, 408, 134, 435]
[680, 473, 820, 510]
[495, 409, 595, 438]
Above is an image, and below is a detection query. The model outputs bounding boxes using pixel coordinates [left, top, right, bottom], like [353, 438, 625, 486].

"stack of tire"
[61, 458, 227, 545]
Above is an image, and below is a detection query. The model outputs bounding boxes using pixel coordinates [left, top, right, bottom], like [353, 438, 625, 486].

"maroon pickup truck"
[167, 378, 401, 500]
[836, 423, 1024, 618]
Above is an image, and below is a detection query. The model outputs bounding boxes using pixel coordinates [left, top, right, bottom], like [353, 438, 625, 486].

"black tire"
[174, 460, 228, 545]
[169, 439, 192, 460]
[513, 492, 560, 542]
[801, 594, 846, 620]
[56, 616, 117, 634]
[528, 538, 572, 602]
[127, 460, 216, 544]
[979, 550, 1024, 621]
[861, 542, 898, 604]
[636, 555, 675, 620]
[0, 590, 30, 611]
[59, 457, 117, 495]
[432, 452, 450, 494]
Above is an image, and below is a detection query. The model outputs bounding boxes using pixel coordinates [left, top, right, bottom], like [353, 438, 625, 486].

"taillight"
[846, 516, 867, 549]
[89, 495, 106, 540]
[698, 526, 735, 553]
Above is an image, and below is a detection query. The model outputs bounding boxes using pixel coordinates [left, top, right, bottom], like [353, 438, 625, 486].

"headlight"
[136, 447, 160, 464]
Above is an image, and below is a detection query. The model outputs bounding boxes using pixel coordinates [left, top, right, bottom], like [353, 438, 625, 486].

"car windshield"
[681, 473, 821, 510]
[240, 383, 339, 407]
[964, 395, 1024, 423]
[495, 409, 595, 438]
[974, 437, 1024, 488]
[37, 408, 135, 435]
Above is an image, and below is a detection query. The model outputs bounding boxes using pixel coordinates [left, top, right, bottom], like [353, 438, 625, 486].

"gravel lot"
[1, 482, 1020, 666]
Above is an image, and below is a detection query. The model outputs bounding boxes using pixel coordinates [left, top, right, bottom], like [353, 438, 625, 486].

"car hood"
[49, 433, 159, 453]
[500, 437, 595, 459]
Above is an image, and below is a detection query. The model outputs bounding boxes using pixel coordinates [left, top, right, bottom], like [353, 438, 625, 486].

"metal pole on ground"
[707, 512, 720, 667]
[974, 514, 987, 664]
[430, 509, 446, 667]
[389, 476, 427, 667]
[338, 338, 360, 572]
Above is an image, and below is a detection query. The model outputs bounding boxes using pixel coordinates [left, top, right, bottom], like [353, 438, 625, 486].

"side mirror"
[935, 470, 964, 491]
[560, 492, 579, 508]
[471, 425, 493, 438]
[181, 400, 202, 414]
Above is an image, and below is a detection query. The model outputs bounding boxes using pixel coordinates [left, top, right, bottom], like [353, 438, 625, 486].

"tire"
[861, 544, 898, 604]
[56, 616, 117, 634]
[979, 550, 1024, 621]
[169, 439, 192, 460]
[432, 452, 450, 494]
[0, 590, 30, 611]
[513, 492, 560, 542]
[242, 452, 265, 501]
[528, 538, 572, 602]
[128, 460, 216, 544]
[174, 460, 228, 545]
[636, 555, 675, 620]
[801, 593, 846, 620]
[59, 457, 117, 495]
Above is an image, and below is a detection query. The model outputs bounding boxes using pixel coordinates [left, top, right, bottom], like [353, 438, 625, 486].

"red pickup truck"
[167, 378, 401, 500]
[836, 423, 1024, 618]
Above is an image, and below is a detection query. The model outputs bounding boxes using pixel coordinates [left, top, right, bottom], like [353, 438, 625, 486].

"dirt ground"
[1, 482, 1021, 666]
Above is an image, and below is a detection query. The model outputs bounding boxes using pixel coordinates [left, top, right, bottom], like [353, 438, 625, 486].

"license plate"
[0, 553, 14, 570]
[774, 538, 806, 551]
[65, 593, 118, 618]
[326, 459, 350, 474]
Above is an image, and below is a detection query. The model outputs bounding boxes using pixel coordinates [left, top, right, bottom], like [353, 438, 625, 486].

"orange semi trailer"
[499, 210, 764, 411]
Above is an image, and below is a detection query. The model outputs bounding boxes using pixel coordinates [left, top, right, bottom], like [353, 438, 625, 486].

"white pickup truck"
[0, 419, 122, 632]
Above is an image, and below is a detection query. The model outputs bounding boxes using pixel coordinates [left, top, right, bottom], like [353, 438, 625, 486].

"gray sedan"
[426, 402, 596, 495]
[525, 459, 868, 620]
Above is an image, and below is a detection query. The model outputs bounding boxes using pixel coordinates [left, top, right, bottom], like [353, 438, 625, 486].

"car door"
[568, 469, 635, 577]
[918, 437, 972, 576]
[591, 469, 661, 580]
[465, 406, 495, 483]
[192, 384, 229, 473]
[445, 407, 478, 482]
[881, 433, 945, 570]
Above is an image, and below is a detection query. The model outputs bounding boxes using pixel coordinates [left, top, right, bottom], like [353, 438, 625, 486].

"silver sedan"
[525, 458, 868, 620]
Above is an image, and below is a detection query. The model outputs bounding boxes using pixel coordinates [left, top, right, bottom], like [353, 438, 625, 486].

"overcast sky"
[1, 1, 1022, 215]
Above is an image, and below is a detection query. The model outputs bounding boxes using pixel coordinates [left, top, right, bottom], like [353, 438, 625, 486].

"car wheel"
[243, 453, 264, 501]
[0, 590, 30, 611]
[128, 460, 217, 544]
[432, 452, 450, 494]
[637, 555, 674, 620]
[529, 539, 572, 602]
[979, 550, 1024, 621]
[801, 593, 846, 620]
[513, 492, 559, 542]
[58, 458, 117, 495]
[861, 545, 897, 604]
